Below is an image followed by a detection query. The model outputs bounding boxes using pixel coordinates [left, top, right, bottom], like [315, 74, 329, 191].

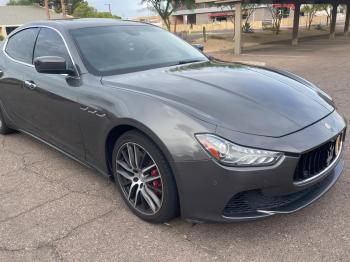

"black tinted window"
[5, 28, 39, 64]
[34, 28, 73, 68]
[71, 25, 207, 75]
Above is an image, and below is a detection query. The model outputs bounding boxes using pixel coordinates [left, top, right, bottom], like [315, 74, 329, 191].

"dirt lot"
[191, 26, 334, 53]
[0, 34, 349, 261]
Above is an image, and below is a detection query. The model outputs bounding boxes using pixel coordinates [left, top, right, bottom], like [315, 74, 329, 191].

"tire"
[0, 108, 14, 135]
[112, 130, 179, 223]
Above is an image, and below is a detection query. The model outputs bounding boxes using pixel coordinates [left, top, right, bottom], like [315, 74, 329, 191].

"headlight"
[195, 134, 283, 167]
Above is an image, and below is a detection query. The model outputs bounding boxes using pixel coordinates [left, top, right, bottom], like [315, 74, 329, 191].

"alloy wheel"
[116, 142, 163, 215]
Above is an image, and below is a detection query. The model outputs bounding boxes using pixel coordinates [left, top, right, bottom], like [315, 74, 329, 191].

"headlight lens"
[195, 134, 283, 167]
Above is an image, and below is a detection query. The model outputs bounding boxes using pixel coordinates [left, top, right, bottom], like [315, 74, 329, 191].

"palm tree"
[44, 0, 50, 19]
[142, 0, 195, 31]
[60, 0, 66, 17]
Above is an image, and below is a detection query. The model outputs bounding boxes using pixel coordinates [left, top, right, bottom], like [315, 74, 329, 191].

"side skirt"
[18, 128, 111, 179]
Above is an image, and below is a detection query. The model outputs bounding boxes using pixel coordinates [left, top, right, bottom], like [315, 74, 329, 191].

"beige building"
[134, 15, 163, 27]
[0, 5, 65, 37]
[172, 0, 274, 25]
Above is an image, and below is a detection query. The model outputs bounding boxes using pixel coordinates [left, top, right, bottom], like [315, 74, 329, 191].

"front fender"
[79, 81, 216, 177]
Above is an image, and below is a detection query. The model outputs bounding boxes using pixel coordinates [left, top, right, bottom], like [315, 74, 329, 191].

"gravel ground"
[0, 33, 349, 261]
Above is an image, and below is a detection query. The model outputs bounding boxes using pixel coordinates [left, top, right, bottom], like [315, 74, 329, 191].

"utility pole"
[105, 3, 112, 14]
[61, 0, 66, 18]
[44, 0, 50, 20]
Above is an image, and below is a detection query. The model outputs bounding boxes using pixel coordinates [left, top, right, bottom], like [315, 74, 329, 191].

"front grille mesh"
[223, 188, 311, 216]
[223, 174, 332, 217]
[293, 133, 343, 182]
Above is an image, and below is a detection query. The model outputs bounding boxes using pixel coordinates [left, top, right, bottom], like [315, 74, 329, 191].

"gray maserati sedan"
[0, 19, 346, 223]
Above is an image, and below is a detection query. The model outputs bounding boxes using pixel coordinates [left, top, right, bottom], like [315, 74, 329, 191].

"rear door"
[0, 27, 40, 131]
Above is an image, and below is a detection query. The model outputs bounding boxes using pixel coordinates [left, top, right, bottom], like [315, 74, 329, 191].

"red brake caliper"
[150, 168, 162, 196]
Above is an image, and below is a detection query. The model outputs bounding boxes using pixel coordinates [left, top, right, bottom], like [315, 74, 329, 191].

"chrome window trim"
[2, 25, 80, 76]
[2, 34, 35, 68]
[293, 138, 344, 187]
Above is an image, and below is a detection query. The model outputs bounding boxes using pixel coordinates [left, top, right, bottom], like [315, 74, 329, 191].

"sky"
[88, 0, 151, 19]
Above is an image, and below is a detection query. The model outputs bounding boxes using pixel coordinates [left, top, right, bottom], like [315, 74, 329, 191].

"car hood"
[102, 61, 334, 137]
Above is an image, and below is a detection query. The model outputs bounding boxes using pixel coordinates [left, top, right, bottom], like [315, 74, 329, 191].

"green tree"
[141, 0, 195, 31]
[67, 0, 84, 15]
[318, 4, 331, 25]
[8, 0, 120, 18]
[7, 0, 85, 16]
[217, 3, 258, 36]
[268, 4, 290, 35]
[72, 1, 96, 17]
[7, 0, 37, 5]
[242, 4, 258, 32]
[302, 4, 322, 30]
[73, 1, 120, 18]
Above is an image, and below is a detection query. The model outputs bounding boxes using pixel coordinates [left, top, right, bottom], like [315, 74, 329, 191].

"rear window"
[70, 25, 207, 76]
[5, 28, 39, 64]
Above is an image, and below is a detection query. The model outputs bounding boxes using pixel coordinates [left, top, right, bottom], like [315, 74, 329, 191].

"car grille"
[223, 174, 332, 217]
[293, 132, 344, 182]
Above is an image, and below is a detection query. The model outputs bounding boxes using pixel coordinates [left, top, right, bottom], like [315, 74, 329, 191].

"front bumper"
[173, 112, 346, 222]
[175, 155, 344, 222]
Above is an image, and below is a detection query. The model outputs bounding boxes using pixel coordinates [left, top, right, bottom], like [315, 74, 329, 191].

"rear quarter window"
[5, 28, 39, 65]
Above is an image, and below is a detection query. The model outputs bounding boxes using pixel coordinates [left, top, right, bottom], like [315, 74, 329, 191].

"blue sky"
[88, 0, 150, 19]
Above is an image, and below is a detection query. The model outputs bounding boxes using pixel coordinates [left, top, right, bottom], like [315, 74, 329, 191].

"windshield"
[70, 25, 208, 76]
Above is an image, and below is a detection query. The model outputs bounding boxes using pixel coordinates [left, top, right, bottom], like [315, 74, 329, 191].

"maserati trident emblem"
[326, 145, 335, 166]
[324, 122, 332, 130]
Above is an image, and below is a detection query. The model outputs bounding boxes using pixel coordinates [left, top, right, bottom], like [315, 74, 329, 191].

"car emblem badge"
[324, 122, 332, 130]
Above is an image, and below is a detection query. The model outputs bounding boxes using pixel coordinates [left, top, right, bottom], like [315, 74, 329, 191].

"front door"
[20, 27, 85, 159]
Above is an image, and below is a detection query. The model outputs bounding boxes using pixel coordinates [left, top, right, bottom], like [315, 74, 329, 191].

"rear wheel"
[0, 109, 14, 135]
[112, 130, 179, 223]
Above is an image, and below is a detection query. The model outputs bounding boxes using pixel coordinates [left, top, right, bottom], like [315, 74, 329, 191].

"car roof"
[24, 18, 147, 31]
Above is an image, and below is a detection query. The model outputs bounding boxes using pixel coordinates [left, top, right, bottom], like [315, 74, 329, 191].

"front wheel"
[112, 130, 179, 223]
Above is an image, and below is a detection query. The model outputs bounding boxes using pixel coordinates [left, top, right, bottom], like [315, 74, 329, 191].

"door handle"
[24, 80, 37, 90]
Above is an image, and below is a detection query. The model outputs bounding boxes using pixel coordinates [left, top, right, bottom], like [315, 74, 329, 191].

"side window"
[5, 28, 39, 64]
[34, 28, 73, 69]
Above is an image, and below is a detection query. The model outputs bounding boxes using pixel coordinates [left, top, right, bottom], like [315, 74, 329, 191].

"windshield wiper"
[177, 59, 206, 65]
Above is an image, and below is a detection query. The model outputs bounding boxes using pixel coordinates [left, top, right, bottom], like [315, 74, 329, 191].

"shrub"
[242, 22, 254, 33]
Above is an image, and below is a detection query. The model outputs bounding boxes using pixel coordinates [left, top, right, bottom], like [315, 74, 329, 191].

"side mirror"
[193, 44, 204, 52]
[34, 56, 75, 75]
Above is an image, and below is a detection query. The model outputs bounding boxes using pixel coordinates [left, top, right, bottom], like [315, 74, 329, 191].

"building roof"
[0, 5, 65, 25]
